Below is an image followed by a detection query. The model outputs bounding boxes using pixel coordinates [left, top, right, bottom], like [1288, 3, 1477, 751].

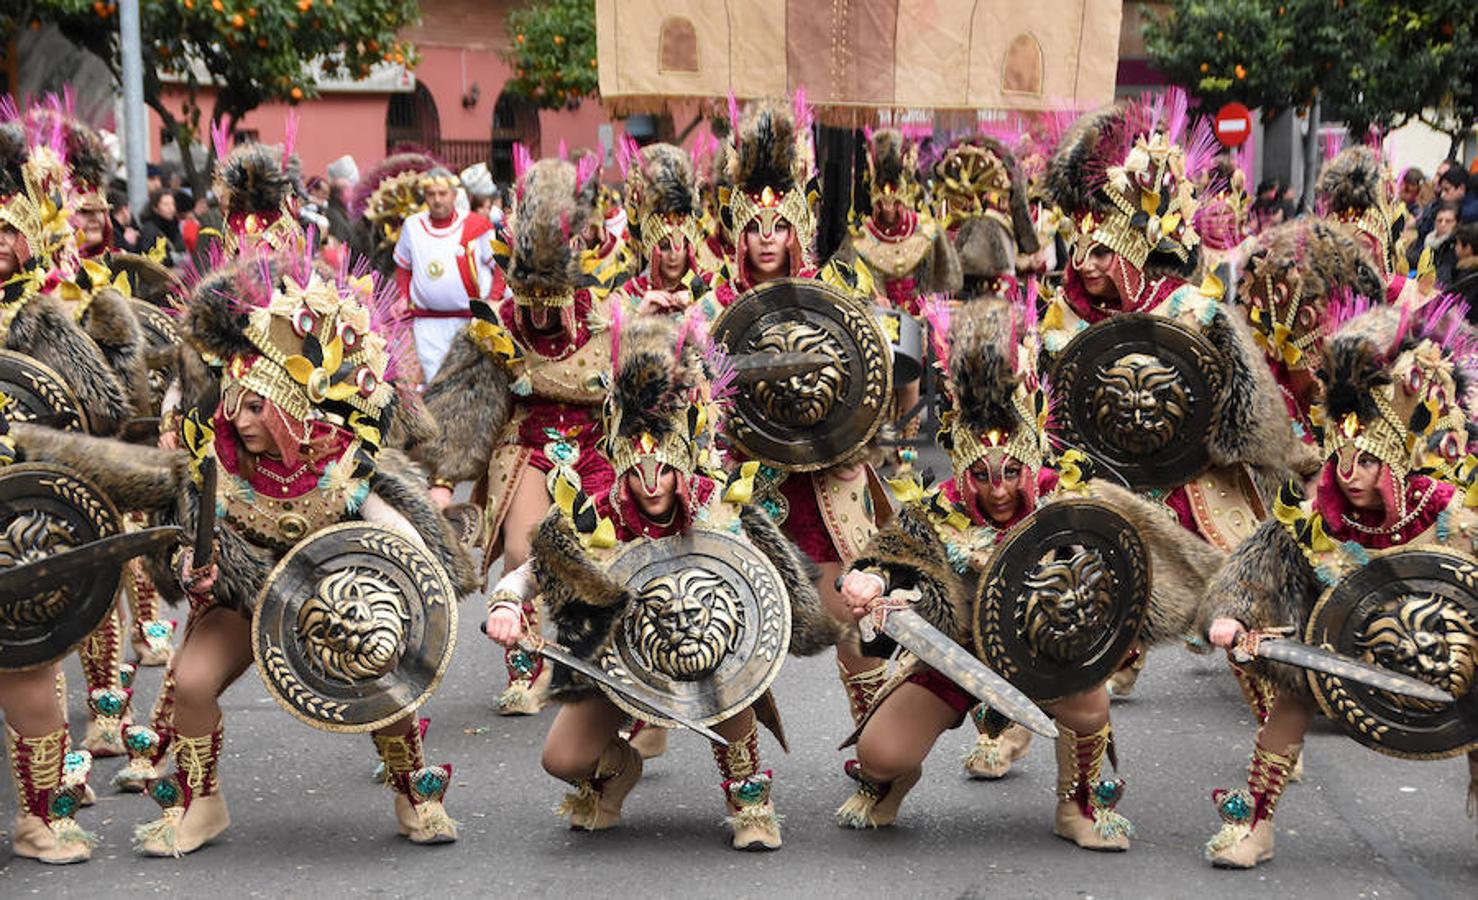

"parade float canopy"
[595, 0, 1122, 120]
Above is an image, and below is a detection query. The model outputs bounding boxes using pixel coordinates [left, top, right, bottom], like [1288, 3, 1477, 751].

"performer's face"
[744, 221, 791, 280]
[1077, 245, 1119, 300]
[233, 391, 280, 457]
[73, 208, 108, 249]
[627, 466, 677, 521]
[656, 236, 689, 284]
[875, 195, 903, 227]
[1336, 452, 1383, 510]
[966, 459, 1024, 525]
[423, 182, 456, 219]
[0, 224, 18, 277]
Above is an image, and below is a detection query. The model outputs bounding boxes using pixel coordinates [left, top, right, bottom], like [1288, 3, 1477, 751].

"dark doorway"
[490, 91, 542, 183]
[385, 83, 440, 154]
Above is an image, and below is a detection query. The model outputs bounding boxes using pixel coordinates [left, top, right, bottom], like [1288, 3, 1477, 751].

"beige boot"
[559, 738, 642, 831]
[1053, 722, 1132, 851]
[1107, 649, 1146, 697]
[628, 721, 669, 760]
[838, 659, 889, 728]
[135, 726, 230, 857]
[373, 719, 458, 844]
[963, 707, 1032, 779]
[1205, 742, 1301, 869]
[79, 604, 129, 757]
[113, 724, 168, 793]
[836, 760, 923, 829]
[712, 718, 781, 851]
[497, 598, 551, 715]
[5, 724, 96, 864]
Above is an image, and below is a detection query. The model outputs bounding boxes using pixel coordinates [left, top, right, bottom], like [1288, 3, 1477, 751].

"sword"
[479, 622, 728, 746]
[729, 351, 833, 385]
[856, 586, 1059, 738]
[0, 525, 183, 600]
[194, 458, 218, 566]
[1232, 629, 1453, 704]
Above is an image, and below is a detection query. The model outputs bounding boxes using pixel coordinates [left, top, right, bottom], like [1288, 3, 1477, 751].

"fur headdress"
[1239, 219, 1385, 373]
[1045, 90, 1215, 279]
[865, 128, 920, 209]
[1317, 145, 1401, 277]
[622, 142, 701, 263]
[726, 98, 816, 261]
[934, 135, 1038, 286]
[187, 250, 410, 456]
[213, 141, 304, 255]
[507, 156, 597, 301]
[599, 310, 727, 495]
[0, 121, 26, 198]
[1316, 296, 1473, 497]
[934, 295, 1051, 486]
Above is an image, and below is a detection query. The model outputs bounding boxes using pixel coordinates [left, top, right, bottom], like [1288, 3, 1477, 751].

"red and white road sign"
[1214, 103, 1252, 148]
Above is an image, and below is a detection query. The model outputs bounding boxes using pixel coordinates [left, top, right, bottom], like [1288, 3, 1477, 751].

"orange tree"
[502, 0, 597, 111]
[13, 0, 419, 192]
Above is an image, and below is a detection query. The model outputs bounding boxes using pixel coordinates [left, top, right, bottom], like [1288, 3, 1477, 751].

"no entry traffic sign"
[1214, 102, 1252, 148]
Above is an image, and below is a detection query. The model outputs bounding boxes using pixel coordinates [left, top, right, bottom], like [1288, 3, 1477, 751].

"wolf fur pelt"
[1201, 518, 1321, 695]
[528, 503, 837, 703]
[415, 328, 513, 481]
[508, 158, 596, 297]
[80, 286, 152, 417]
[5, 295, 130, 435]
[1203, 297, 1322, 483]
[849, 503, 971, 649]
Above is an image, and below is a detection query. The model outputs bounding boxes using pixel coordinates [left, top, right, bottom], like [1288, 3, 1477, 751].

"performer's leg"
[1205, 692, 1311, 869]
[372, 714, 457, 844]
[115, 606, 197, 793]
[494, 474, 554, 716]
[1046, 686, 1131, 851]
[836, 682, 948, 829]
[1106, 643, 1146, 697]
[1231, 660, 1301, 781]
[542, 696, 638, 831]
[818, 561, 891, 725]
[78, 598, 130, 757]
[125, 554, 175, 667]
[1, 665, 96, 864]
[710, 708, 780, 851]
[963, 705, 1033, 779]
[135, 606, 251, 858]
[890, 380, 921, 475]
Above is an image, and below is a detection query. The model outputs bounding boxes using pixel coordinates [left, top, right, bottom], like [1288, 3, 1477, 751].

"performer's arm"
[484, 559, 538, 648]
[395, 265, 412, 302]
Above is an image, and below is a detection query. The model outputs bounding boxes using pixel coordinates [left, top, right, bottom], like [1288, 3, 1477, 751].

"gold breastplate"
[516, 330, 610, 405]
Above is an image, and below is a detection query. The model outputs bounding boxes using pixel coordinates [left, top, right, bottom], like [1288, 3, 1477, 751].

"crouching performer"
[835, 296, 1223, 851]
[483, 312, 838, 850]
[1202, 298, 1478, 868]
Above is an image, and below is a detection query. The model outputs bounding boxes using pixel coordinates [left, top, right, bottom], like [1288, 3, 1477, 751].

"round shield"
[108, 253, 183, 306]
[251, 522, 458, 733]
[130, 299, 182, 414]
[973, 499, 1152, 702]
[1048, 313, 1230, 490]
[0, 463, 124, 670]
[597, 528, 791, 727]
[1305, 546, 1478, 759]
[711, 278, 892, 471]
[0, 350, 89, 433]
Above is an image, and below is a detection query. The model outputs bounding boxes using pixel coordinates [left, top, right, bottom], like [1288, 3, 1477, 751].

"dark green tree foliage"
[502, 0, 598, 110]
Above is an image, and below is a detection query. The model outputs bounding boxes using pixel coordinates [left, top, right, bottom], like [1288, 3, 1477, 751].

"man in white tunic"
[393, 168, 504, 382]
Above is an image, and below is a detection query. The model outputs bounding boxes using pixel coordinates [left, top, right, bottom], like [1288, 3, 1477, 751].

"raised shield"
[596, 528, 791, 727]
[1048, 313, 1230, 490]
[0, 350, 89, 433]
[0, 463, 124, 670]
[251, 522, 458, 733]
[130, 298, 183, 414]
[1305, 546, 1478, 759]
[108, 253, 183, 306]
[974, 499, 1152, 702]
[710, 278, 892, 471]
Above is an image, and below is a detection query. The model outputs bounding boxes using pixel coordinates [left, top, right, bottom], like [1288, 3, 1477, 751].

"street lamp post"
[118, 0, 148, 215]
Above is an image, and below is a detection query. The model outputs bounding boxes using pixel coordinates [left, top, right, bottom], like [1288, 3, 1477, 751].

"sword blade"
[730, 351, 833, 385]
[1252, 637, 1453, 703]
[531, 641, 730, 746]
[0, 526, 184, 600]
[194, 458, 217, 564]
[880, 608, 1059, 739]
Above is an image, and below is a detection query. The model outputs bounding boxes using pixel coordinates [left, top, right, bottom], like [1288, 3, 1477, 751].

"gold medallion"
[427, 260, 445, 280]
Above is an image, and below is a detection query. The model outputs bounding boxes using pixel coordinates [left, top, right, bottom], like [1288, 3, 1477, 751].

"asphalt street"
[3, 461, 1477, 898]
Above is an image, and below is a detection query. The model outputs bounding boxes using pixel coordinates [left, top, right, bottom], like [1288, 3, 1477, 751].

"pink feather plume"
[727, 93, 741, 137]
[210, 118, 231, 163]
[282, 110, 299, 168]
